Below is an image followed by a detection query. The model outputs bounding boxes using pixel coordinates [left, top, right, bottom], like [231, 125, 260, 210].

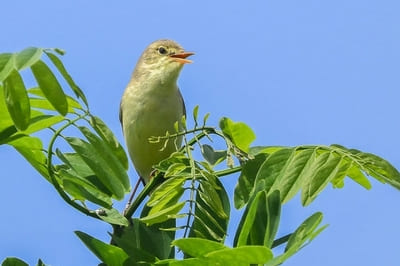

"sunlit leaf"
[45, 50, 88, 106]
[3, 70, 30, 130]
[0, 53, 15, 82]
[147, 176, 186, 216]
[169, 238, 273, 265]
[140, 202, 185, 225]
[237, 145, 400, 207]
[8, 136, 49, 181]
[30, 60, 68, 115]
[15, 47, 43, 70]
[219, 117, 256, 152]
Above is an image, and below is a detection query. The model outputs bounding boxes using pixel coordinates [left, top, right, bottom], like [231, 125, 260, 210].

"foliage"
[1, 47, 400, 265]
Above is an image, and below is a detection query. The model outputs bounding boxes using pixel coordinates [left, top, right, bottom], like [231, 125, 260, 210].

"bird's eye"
[158, 46, 168, 55]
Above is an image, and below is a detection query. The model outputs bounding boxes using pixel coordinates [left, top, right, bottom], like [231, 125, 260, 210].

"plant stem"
[47, 113, 98, 219]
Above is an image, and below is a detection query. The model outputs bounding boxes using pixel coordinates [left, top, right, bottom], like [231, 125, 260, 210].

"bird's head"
[133, 39, 194, 84]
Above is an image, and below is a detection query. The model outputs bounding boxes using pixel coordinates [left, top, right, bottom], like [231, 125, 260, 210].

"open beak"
[169, 52, 195, 64]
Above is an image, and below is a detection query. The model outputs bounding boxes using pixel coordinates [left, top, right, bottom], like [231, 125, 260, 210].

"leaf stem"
[46, 112, 98, 219]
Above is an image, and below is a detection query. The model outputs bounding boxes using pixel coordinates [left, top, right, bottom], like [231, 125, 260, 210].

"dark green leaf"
[58, 168, 113, 208]
[1, 257, 29, 266]
[234, 190, 264, 247]
[234, 153, 268, 209]
[201, 144, 227, 166]
[35, 259, 47, 266]
[30, 60, 68, 115]
[90, 116, 129, 170]
[264, 190, 281, 247]
[66, 137, 126, 200]
[219, 117, 255, 152]
[189, 178, 230, 242]
[114, 217, 175, 261]
[3, 70, 30, 130]
[75, 231, 128, 266]
[79, 126, 130, 191]
[15, 47, 43, 70]
[198, 181, 227, 219]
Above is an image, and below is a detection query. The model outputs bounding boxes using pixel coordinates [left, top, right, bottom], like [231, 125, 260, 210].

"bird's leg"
[123, 177, 143, 216]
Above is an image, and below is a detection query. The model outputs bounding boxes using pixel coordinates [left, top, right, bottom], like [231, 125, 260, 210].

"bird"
[120, 39, 193, 185]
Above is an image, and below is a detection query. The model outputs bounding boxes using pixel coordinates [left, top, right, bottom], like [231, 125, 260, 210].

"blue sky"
[1, 1, 400, 265]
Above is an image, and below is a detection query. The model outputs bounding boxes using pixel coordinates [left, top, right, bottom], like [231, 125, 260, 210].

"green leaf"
[0, 53, 15, 82]
[192, 105, 199, 125]
[79, 126, 130, 191]
[264, 190, 281, 247]
[173, 238, 226, 257]
[234, 189, 281, 248]
[164, 162, 188, 177]
[206, 245, 273, 265]
[265, 212, 327, 266]
[3, 70, 30, 130]
[58, 168, 113, 208]
[30, 60, 68, 115]
[234, 190, 263, 247]
[147, 176, 186, 215]
[189, 178, 230, 242]
[35, 259, 47, 266]
[15, 47, 43, 70]
[140, 201, 185, 225]
[198, 181, 227, 219]
[242, 145, 400, 207]
[201, 144, 227, 166]
[65, 137, 126, 200]
[219, 117, 256, 152]
[234, 153, 268, 209]
[8, 136, 49, 181]
[90, 116, 129, 170]
[170, 238, 273, 265]
[113, 218, 175, 261]
[22, 115, 64, 135]
[1, 257, 29, 266]
[44, 50, 88, 106]
[301, 151, 343, 205]
[285, 212, 326, 251]
[95, 208, 129, 226]
[75, 231, 128, 266]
